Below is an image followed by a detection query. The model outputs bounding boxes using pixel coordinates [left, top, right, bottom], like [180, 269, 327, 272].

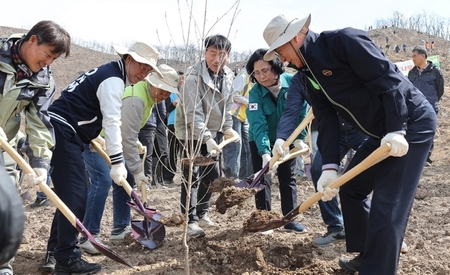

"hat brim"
[147, 75, 178, 95]
[264, 14, 311, 61]
[113, 45, 163, 78]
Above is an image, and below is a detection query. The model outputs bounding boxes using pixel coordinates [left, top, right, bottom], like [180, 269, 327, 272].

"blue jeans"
[82, 144, 132, 234]
[222, 117, 252, 179]
[310, 128, 368, 233]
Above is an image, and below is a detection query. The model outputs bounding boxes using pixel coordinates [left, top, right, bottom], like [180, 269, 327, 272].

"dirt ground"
[12, 92, 450, 275]
[2, 25, 450, 275]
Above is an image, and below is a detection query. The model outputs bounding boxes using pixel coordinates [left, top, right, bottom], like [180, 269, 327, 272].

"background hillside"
[2, 25, 450, 275]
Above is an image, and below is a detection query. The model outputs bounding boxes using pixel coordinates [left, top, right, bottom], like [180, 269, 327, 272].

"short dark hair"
[412, 45, 427, 58]
[23, 20, 71, 58]
[204, 34, 231, 53]
[246, 48, 285, 83]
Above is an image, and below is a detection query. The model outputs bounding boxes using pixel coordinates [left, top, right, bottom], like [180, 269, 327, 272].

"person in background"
[263, 13, 436, 274]
[0, 20, 71, 275]
[163, 70, 184, 185]
[175, 34, 239, 238]
[408, 45, 444, 166]
[42, 42, 161, 275]
[246, 48, 308, 234]
[222, 66, 253, 180]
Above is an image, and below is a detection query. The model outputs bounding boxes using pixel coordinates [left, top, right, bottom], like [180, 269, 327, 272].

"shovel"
[236, 108, 314, 189]
[0, 136, 132, 267]
[181, 134, 240, 166]
[90, 141, 165, 250]
[243, 142, 392, 233]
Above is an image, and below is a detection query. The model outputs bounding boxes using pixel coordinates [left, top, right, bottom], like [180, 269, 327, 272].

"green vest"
[122, 80, 156, 129]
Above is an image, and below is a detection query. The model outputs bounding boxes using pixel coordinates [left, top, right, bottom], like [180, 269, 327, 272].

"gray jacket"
[175, 60, 233, 142]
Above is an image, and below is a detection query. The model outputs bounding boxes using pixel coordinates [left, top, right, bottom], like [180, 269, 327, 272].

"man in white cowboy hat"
[263, 14, 436, 275]
[77, 64, 178, 255]
[41, 41, 161, 274]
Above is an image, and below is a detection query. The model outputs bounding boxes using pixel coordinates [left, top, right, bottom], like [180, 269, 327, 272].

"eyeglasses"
[253, 67, 272, 77]
[139, 62, 153, 75]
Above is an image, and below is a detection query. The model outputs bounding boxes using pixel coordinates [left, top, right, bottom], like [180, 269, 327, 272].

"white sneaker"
[198, 215, 219, 230]
[79, 235, 105, 255]
[187, 223, 206, 238]
[401, 241, 408, 253]
[110, 226, 132, 243]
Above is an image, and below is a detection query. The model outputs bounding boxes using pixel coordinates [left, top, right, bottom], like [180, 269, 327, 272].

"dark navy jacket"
[297, 28, 426, 166]
[408, 60, 444, 112]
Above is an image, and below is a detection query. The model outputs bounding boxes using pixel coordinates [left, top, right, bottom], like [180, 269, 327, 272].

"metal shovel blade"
[90, 141, 166, 249]
[76, 220, 132, 267]
[131, 219, 166, 249]
[244, 143, 392, 233]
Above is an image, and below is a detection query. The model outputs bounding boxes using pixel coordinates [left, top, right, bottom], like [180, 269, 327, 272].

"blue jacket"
[408, 60, 444, 112]
[247, 73, 307, 156]
[295, 28, 427, 166]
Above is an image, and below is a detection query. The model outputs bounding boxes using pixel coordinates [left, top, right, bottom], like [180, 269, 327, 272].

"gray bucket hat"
[263, 14, 311, 61]
[113, 42, 163, 78]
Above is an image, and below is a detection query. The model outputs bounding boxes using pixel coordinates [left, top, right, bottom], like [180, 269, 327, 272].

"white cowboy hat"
[263, 14, 311, 61]
[113, 42, 163, 78]
[146, 64, 179, 94]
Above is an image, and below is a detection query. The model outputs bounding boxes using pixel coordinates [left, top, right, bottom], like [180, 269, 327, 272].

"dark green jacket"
[247, 73, 307, 156]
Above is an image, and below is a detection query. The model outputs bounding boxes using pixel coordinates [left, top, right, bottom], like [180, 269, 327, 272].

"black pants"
[47, 121, 86, 262]
[180, 139, 220, 223]
[166, 124, 181, 181]
[249, 141, 298, 216]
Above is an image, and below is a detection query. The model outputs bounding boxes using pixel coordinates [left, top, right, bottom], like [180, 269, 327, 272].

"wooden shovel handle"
[218, 134, 240, 150]
[90, 140, 134, 196]
[0, 136, 77, 227]
[268, 108, 314, 169]
[297, 142, 391, 213]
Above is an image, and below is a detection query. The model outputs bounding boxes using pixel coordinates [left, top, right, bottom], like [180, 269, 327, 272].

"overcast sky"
[1, 0, 449, 52]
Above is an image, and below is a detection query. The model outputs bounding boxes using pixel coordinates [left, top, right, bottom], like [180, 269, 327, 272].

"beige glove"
[294, 139, 309, 151]
[224, 128, 240, 142]
[90, 135, 106, 152]
[136, 140, 146, 155]
[317, 170, 339, 201]
[0, 127, 7, 142]
[23, 168, 48, 192]
[206, 138, 221, 157]
[134, 171, 149, 190]
[110, 163, 127, 185]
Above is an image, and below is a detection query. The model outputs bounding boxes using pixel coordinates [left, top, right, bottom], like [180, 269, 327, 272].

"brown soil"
[208, 177, 236, 193]
[215, 186, 259, 214]
[242, 210, 283, 232]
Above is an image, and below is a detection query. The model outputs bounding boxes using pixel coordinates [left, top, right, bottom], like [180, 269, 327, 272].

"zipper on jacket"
[302, 60, 379, 139]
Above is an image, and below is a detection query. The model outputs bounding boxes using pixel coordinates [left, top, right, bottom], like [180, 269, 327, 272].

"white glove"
[134, 171, 149, 190]
[110, 163, 127, 185]
[381, 132, 409, 157]
[206, 138, 221, 157]
[24, 168, 48, 192]
[262, 153, 271, 168]
[317, 170, 339, 201]
[272, 138, 288, 158]
[0, 127, 7, 142]
[224, 128, 241, 142]
[294, 139, 309, 151]
[136, 140, 146, 155]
